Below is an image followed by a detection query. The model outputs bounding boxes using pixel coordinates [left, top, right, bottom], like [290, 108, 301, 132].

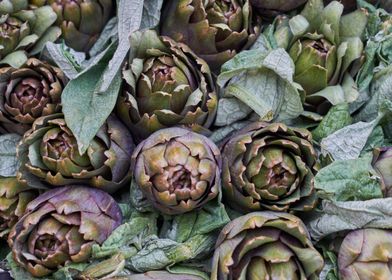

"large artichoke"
[117, 30, 218, 142]
[221, 122, 318, 213]
[272, 0, 367, 114]
[18, 113, 134, 193]
[8, 186, 122, 277]
[372, 147, 392, 196]
[0, 0, 60, 66]
[160, 0, 260, 70]
[0, 58, 67, 134]
[211, 211, 324, 279]
[251, 0, 308, 18]
[338, 228, 392, 279]
[131, 127, 221, 215]
[0, 177, 37, 238]
[29, 0, 114, 52]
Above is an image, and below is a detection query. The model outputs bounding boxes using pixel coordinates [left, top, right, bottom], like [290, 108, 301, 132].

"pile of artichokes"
[0, 0, 392, 279]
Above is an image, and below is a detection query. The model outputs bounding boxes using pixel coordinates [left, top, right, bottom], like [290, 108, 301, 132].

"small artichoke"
[0, 0, 60, 66]
[372, 147, 392, 196]
[118, 30, 218, 142]
[251, 0, 308, 18]
[160, 0, 260, 70]
[0, 58, 67, 134]
[221, 122, 318, 213]
[29, 0, 114, 52]
[211, 211, 324, 280]
[338, 228, 392, 279]
[0, 177, 37, 238]
[8, 186, 122, 277]
[131, 127, 221, 215]
[18, 113, 134, 193]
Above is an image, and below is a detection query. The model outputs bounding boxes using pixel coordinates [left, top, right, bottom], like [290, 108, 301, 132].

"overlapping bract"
[251, 0, 307, 18]
[221, 122, 318, 213]
[18, 113, 134, 193]
[0, 177, 37, 238]
[0, 58, 66, 134]
[211, 211, 324, 280]
[8, 186, 122, 277]
[338, 228, 392, 280]
[372, 147, 392, 196]
[29, 0, 114, 52]
[160, 0, 260, 70]
[118, 30, 217, 142]
[132, 127, 221, 215]
[0, 0, 60, 66]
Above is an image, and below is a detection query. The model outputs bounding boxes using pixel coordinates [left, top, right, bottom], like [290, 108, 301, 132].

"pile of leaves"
[0, 0, 392, 279]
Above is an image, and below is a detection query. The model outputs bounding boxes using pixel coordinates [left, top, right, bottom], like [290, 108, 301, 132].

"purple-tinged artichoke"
[211, 211, 324, 279]
[117, 30, 217, 142]
[131, 127, 221, 215]
[372, 147, 392, 196]
[251, 0, 308, 18]
[0, 58, 67, 135]
[160, 0, 261, 71]
[221, 122, 319, 213]
[8, 186, 122, 277]
[17, 113, 134, 193]
[0, 177, 37, 238]
[338, 228, 392, 280]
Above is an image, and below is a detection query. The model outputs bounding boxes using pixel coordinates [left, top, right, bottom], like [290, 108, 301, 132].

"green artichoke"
[211, 211, 324, 280]
[131, 127, 221, 215]
[8, 185, 122, 277]
[338, 228, 392, 279]
[0, 58, 67, 134]
[17, 113, 134, 193]
[160, 0, 260, 70]
[0, 0, 60, 67]
[0, 177, 37, 238]
[117, 30, 218, 142]
[29, 0, 114, 52]
[251, 0, 308, 18]
[272, 0, 367, 114]
[372, 147, 392, 196]
[221, 122, 318, 213]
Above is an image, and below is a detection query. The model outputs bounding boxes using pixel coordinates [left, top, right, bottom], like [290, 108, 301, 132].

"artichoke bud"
[0, 15, 29, 58]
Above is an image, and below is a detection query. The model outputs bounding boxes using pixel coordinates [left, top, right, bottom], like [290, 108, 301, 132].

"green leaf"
[141, 0, 163, 29]
[0, 134, 21, 177]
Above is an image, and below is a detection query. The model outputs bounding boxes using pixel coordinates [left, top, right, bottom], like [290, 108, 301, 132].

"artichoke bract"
[8, 186, 122, 277]
[0, 58, 67, 134]
[251, 0, 308, 18]
[211, 211, 324, 280]
[118, 30, 218, 142]
[0, 177, 37, 238]
[131, 127, 221, 215]
[338, 228, 392, 279]
[372, 147, 392, 196]
[221, 122, 318, 213]
[272, 0, 367, 114]
[0, 0, 60, 67]
[18, 113, 134, 193]
[160, 0, 260, 71]
[29, 0, 114, 52]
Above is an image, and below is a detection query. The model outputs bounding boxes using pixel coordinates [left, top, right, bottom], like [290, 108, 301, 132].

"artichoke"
[8, 186, 122, 277]
[29, 0, 114, 52]
[160, 0, 260, 70]
[251, 0, 308, 18]
[372, 147, 392, 196]
[221, 122, 318, 213]
[18, 113, 134, 193]
[0, 177, 37, 238]
[0, 58, 67, 134]
[338, 228, 392, 279]
[0, 0, 60, 66]
[131, 127, 221, 215]
[272, 0, 367, 114]
[118, 30, 218, 142]
[211, 211, 324, 280]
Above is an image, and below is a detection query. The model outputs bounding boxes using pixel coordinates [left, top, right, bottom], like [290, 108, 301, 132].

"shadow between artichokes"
[131, 127, 221, 215]
[8, 185, 122, 277]
[211, 211, 324, 280]
[221, 122, 319, 213]
[117, 30, 218, 143]
[17, 113, 134, 193]
[0, 58, 67, 134]
[251, 0, 308, 18]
